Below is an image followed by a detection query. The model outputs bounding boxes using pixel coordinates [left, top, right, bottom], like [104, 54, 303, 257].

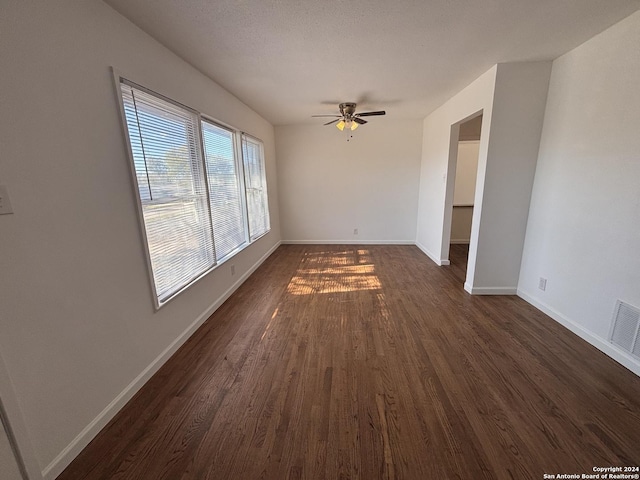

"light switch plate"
[0, 185, 14, 215]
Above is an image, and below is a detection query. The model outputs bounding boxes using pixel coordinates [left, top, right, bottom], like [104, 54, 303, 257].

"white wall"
[451, 141, 480, 244]
[0, 0, 280, 477]
[519, 11, 640, 375]
[276, 121, 422, 243]
[469, 62, 552, 293]
[450, 207, 474, 244]
[453, 141, 480, 206]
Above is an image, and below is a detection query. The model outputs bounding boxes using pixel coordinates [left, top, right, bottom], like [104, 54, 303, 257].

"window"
[242, 134, 270, 240]
[117, 78, 269, 307]
[202, 120, 247, 260]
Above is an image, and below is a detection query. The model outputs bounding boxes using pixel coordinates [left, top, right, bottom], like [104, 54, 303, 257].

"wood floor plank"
[57, 244, 640, 479]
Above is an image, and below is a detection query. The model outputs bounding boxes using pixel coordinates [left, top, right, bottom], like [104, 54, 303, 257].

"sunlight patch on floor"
[287, 249, 382, 295]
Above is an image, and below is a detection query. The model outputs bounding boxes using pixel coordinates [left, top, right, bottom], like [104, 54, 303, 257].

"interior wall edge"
[0, 353, 43, 480]
[518, 289, 640, 378]
[41, 241, 282, 480]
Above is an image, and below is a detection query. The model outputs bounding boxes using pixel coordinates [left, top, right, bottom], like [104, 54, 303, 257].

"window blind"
[201, 120, 247, 260]
[241, 135, 270, 240]
[120, 82, 215, 304]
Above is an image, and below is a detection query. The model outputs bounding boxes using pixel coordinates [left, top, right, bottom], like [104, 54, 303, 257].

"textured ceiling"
[104, 0, 639, 125]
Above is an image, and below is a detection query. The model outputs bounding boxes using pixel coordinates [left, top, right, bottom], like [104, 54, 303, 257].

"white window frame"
[241, 133, 271, 241]
[201, 116, 250, 262]
[112, 69, 270, 309]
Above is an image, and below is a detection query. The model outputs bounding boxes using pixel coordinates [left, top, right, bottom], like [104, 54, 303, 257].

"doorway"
[447, 114, 482, 284]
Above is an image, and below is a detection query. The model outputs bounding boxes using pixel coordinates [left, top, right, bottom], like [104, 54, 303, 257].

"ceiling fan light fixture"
[340, 119, 358, 131]
[317, 103, 385, 132]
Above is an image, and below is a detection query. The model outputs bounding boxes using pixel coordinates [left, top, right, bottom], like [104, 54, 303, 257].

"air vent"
[609, 300, 640, 357]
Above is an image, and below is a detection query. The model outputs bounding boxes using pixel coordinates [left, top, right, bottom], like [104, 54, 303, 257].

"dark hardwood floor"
[447, 243, 470, 284]
[58, 245, 640, 479]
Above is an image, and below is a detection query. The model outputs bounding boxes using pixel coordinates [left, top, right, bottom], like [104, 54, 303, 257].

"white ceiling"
[104, 0, 639, 125]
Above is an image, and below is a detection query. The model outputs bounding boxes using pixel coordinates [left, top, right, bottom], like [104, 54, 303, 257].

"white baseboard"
[464, 283, 517, 295]
[450, 239, 470, 244]
[415, 241, 449, 266]
[42, 241, 282, 480]
[517, 289, 640, 377]
[281, 240, 415, 245]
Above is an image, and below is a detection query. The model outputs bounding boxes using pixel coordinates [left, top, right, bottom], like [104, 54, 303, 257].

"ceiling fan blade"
[353, 117, 367, 125]
[324, 119, 340, 126]
[356, 110, 386, 117]
[312, 114, 341, 118]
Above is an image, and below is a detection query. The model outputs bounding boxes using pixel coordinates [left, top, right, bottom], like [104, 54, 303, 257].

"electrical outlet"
[231, 264, 236, 276]
[0, 185, 14, 215]
[538, 277, 547, 291]
[353, 228, 358, 235]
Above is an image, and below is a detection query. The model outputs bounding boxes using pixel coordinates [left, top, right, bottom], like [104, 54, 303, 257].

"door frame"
[442, 109, 484, 287]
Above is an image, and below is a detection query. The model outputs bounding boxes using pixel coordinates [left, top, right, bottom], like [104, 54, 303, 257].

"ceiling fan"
[312, 102, 386, 131]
